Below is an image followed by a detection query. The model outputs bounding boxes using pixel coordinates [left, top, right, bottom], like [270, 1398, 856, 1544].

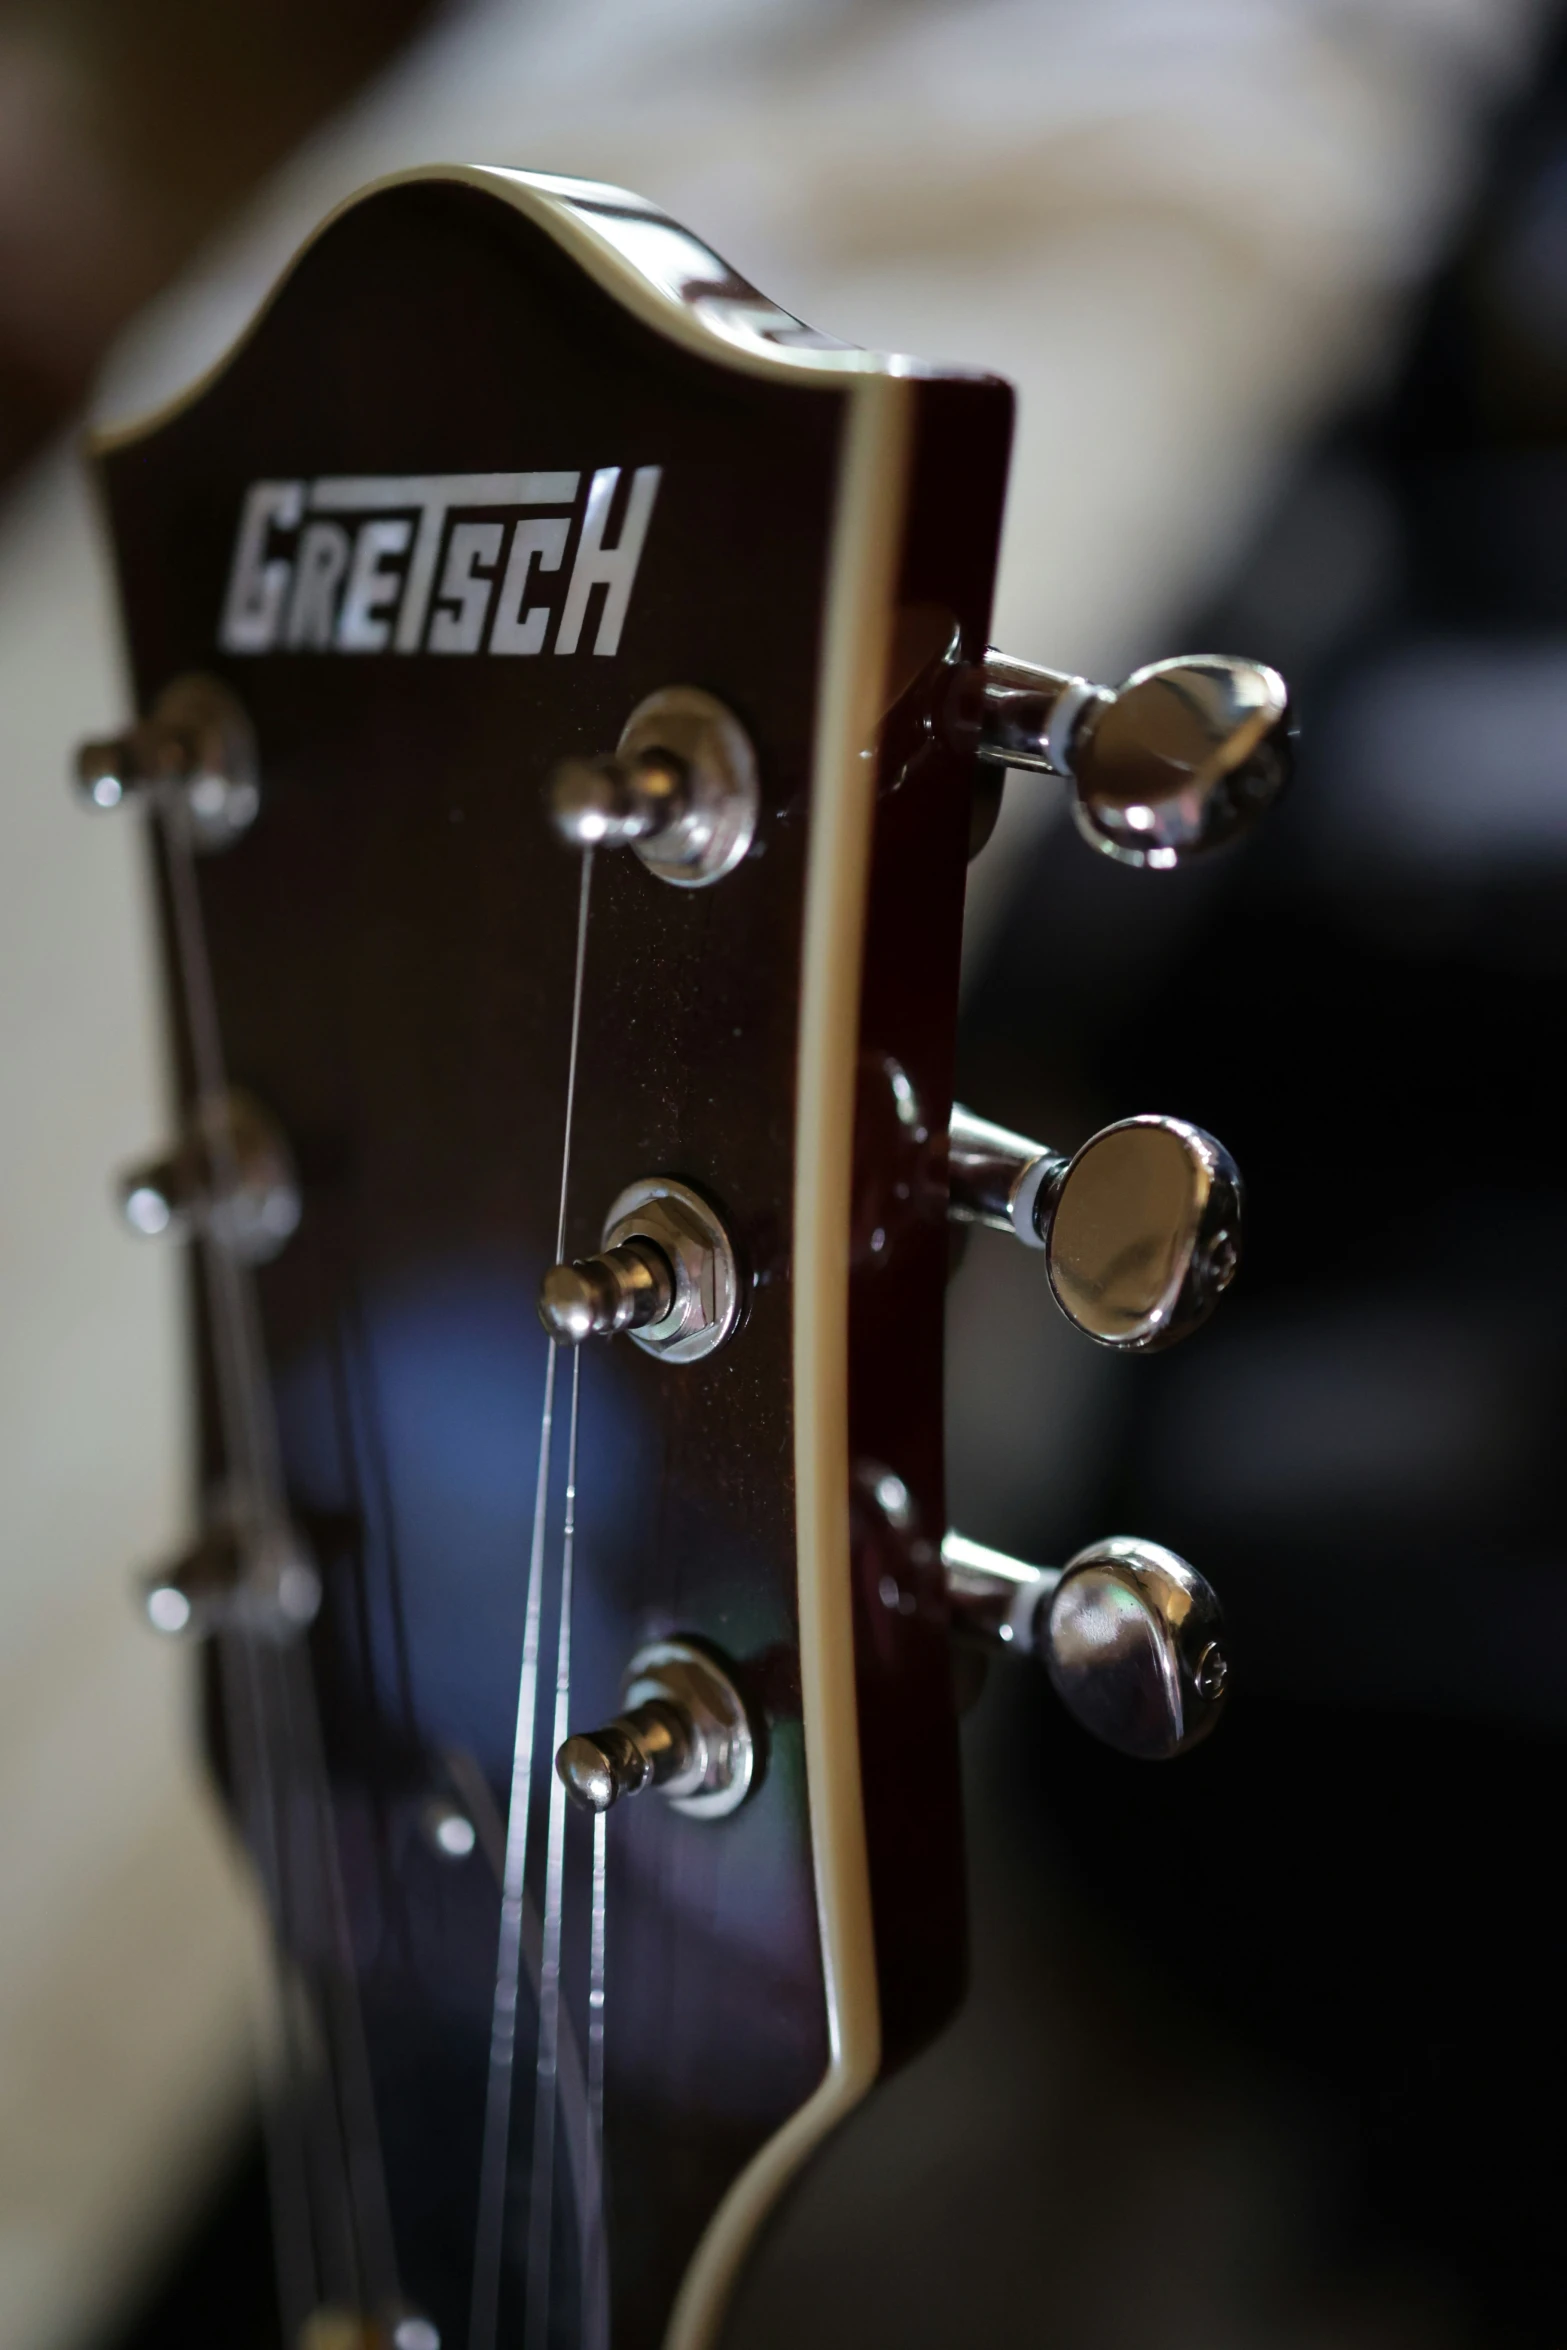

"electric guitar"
[76, 165, 1289, 2350]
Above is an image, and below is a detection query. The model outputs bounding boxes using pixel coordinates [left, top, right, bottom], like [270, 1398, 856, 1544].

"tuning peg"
[117, 1088, 300, 1264]
[547, 686, 758, 886]
[942, 1530, 1227, 1759]
[970, 649, 1289, 867]
[74, 673, 259, 848]
[556, 1638, 755, 1818]
[948, 1103, 1240, 1350]
[537, 1176, 742, 1363]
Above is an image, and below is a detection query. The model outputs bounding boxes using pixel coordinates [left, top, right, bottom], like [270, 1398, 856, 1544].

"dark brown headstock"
[82, 165, 1285, 2350]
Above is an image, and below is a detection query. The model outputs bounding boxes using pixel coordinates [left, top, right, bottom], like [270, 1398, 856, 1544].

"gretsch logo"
[218, 465, 660, 658]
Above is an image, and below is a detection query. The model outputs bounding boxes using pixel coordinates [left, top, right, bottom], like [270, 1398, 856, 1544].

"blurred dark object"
[103, 2138, 276, 2350]
[0, 0, 437, 488]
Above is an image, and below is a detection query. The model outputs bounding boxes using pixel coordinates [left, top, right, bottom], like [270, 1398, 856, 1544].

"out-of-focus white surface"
[0, 456, 265, 2344]
[0, 0, 1544, 2337]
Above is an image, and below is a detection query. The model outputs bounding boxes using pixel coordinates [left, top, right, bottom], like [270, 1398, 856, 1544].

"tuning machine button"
[548, 685, 759, 885]
[118, 1088, 300, 1264]
[971, 649, 1290, 867]
[948, 1104, 1240, 1350]
[75, 672, 260, 848]
[942, 1530, 1227, 1759]
[538, 1176, 742, 1363]
[557, 1638, 755, 1818]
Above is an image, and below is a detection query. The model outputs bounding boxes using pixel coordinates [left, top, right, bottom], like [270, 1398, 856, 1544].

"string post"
[117, 1087, 301, 1264]
[544, 685, 758, 886]
[140, 1515, 320, 1643]
[73, 673, 260, 848]
[538, 1238, 674, 1344]
[549, 748, 686, 848]
[557, 1704, 688, 1814]
[557, 1639, 756, 1822]
[540, 1177, 741, 1364]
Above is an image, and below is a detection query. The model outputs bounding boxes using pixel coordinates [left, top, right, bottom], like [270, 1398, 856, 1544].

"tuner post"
[546, 686, 758, 885]
[74, 673, 260, 849]
[538, 1176, 741, 1363]
[117, 1088, 300, 1265]
[970, 649, 1290, 867]
[141, 1515, 320, 1645]
[557, 1638, 755, 1819]
[941, 1530, 1227, 1760]
[948, 1103, 1241, 1350]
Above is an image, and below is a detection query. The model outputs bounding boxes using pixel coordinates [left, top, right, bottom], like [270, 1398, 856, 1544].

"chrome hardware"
[538, 1177, 742, 1363]
[537, 1239, 674, 1343]
[973, 650, 1290, 868]
[941, 1531, 1227, 1760]
[947, 1104, 1066, 1250]
[141, 1518, 320, 1644]
[948, 1104, 1241, 1350]
[118, 1088, 301, 1265]
[74, 673, 260, 848]
[548, 685, 759, 885]
[300, 2312, 440, 2350]
[557, 1638, 755, 1819]
[419, 1800, 478, 1863]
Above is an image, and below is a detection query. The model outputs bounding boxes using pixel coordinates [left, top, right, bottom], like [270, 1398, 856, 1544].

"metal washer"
[601, 1176, 742, 1364]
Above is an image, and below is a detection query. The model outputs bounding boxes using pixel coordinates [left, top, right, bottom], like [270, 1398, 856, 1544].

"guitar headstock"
[79, 166, 1288, 2350]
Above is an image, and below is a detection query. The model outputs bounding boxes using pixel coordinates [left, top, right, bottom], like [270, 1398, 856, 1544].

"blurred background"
[4, 0, 1567, 2344]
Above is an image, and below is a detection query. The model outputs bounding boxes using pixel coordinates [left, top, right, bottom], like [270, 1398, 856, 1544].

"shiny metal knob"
[117, 1088, 300, 1265]
[74, 673, 260, 848]
[948, 1104, 1241, 1350]
[557, 1638, 755, 1819]
[537, 1239, 674, 1343]
[975, 650, 1290, 867]
[537, 1176, 742, 1363]
[941, 1530, 1227, 1759]
[547, 686, 758, 886]
[141, 1517, 320, 1643]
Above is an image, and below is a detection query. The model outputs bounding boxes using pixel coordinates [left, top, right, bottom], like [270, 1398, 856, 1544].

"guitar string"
[524, 1339, 583, 2350]
[449, 1747, 603, 2273]
[158, 788, 400, 2330]
[470, 841, 594, 2350]
[216, 1616, 318, 2328]
[583, 1805, 611, 2350]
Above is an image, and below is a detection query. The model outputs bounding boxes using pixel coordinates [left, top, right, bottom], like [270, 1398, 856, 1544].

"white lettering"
[490, 517, 570, 656]
[310, 473, 579, 651]
[337, 518, 413, 652]
[429, 522, 504, 655]
[219, 481, 303, 653]
[285, 521, 351, 650]
[216, 467, 658, 659]
[555, 466, 662, 657]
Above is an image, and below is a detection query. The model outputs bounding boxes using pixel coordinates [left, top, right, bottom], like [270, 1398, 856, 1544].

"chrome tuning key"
[118, 1088, 300, 1264]
[942, 1531, 1227, 1760]
[948, 1103, 1241, 1350]
[556, 1638, 756, 1819]
[548, 685, 759, 885]
[74, 672, 260, 848]
[972, 649, 1290, 867]
[538, 1176, 742, 1363]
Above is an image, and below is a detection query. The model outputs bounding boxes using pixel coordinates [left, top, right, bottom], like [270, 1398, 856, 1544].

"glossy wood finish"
[93, 174, 1011, 2346]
